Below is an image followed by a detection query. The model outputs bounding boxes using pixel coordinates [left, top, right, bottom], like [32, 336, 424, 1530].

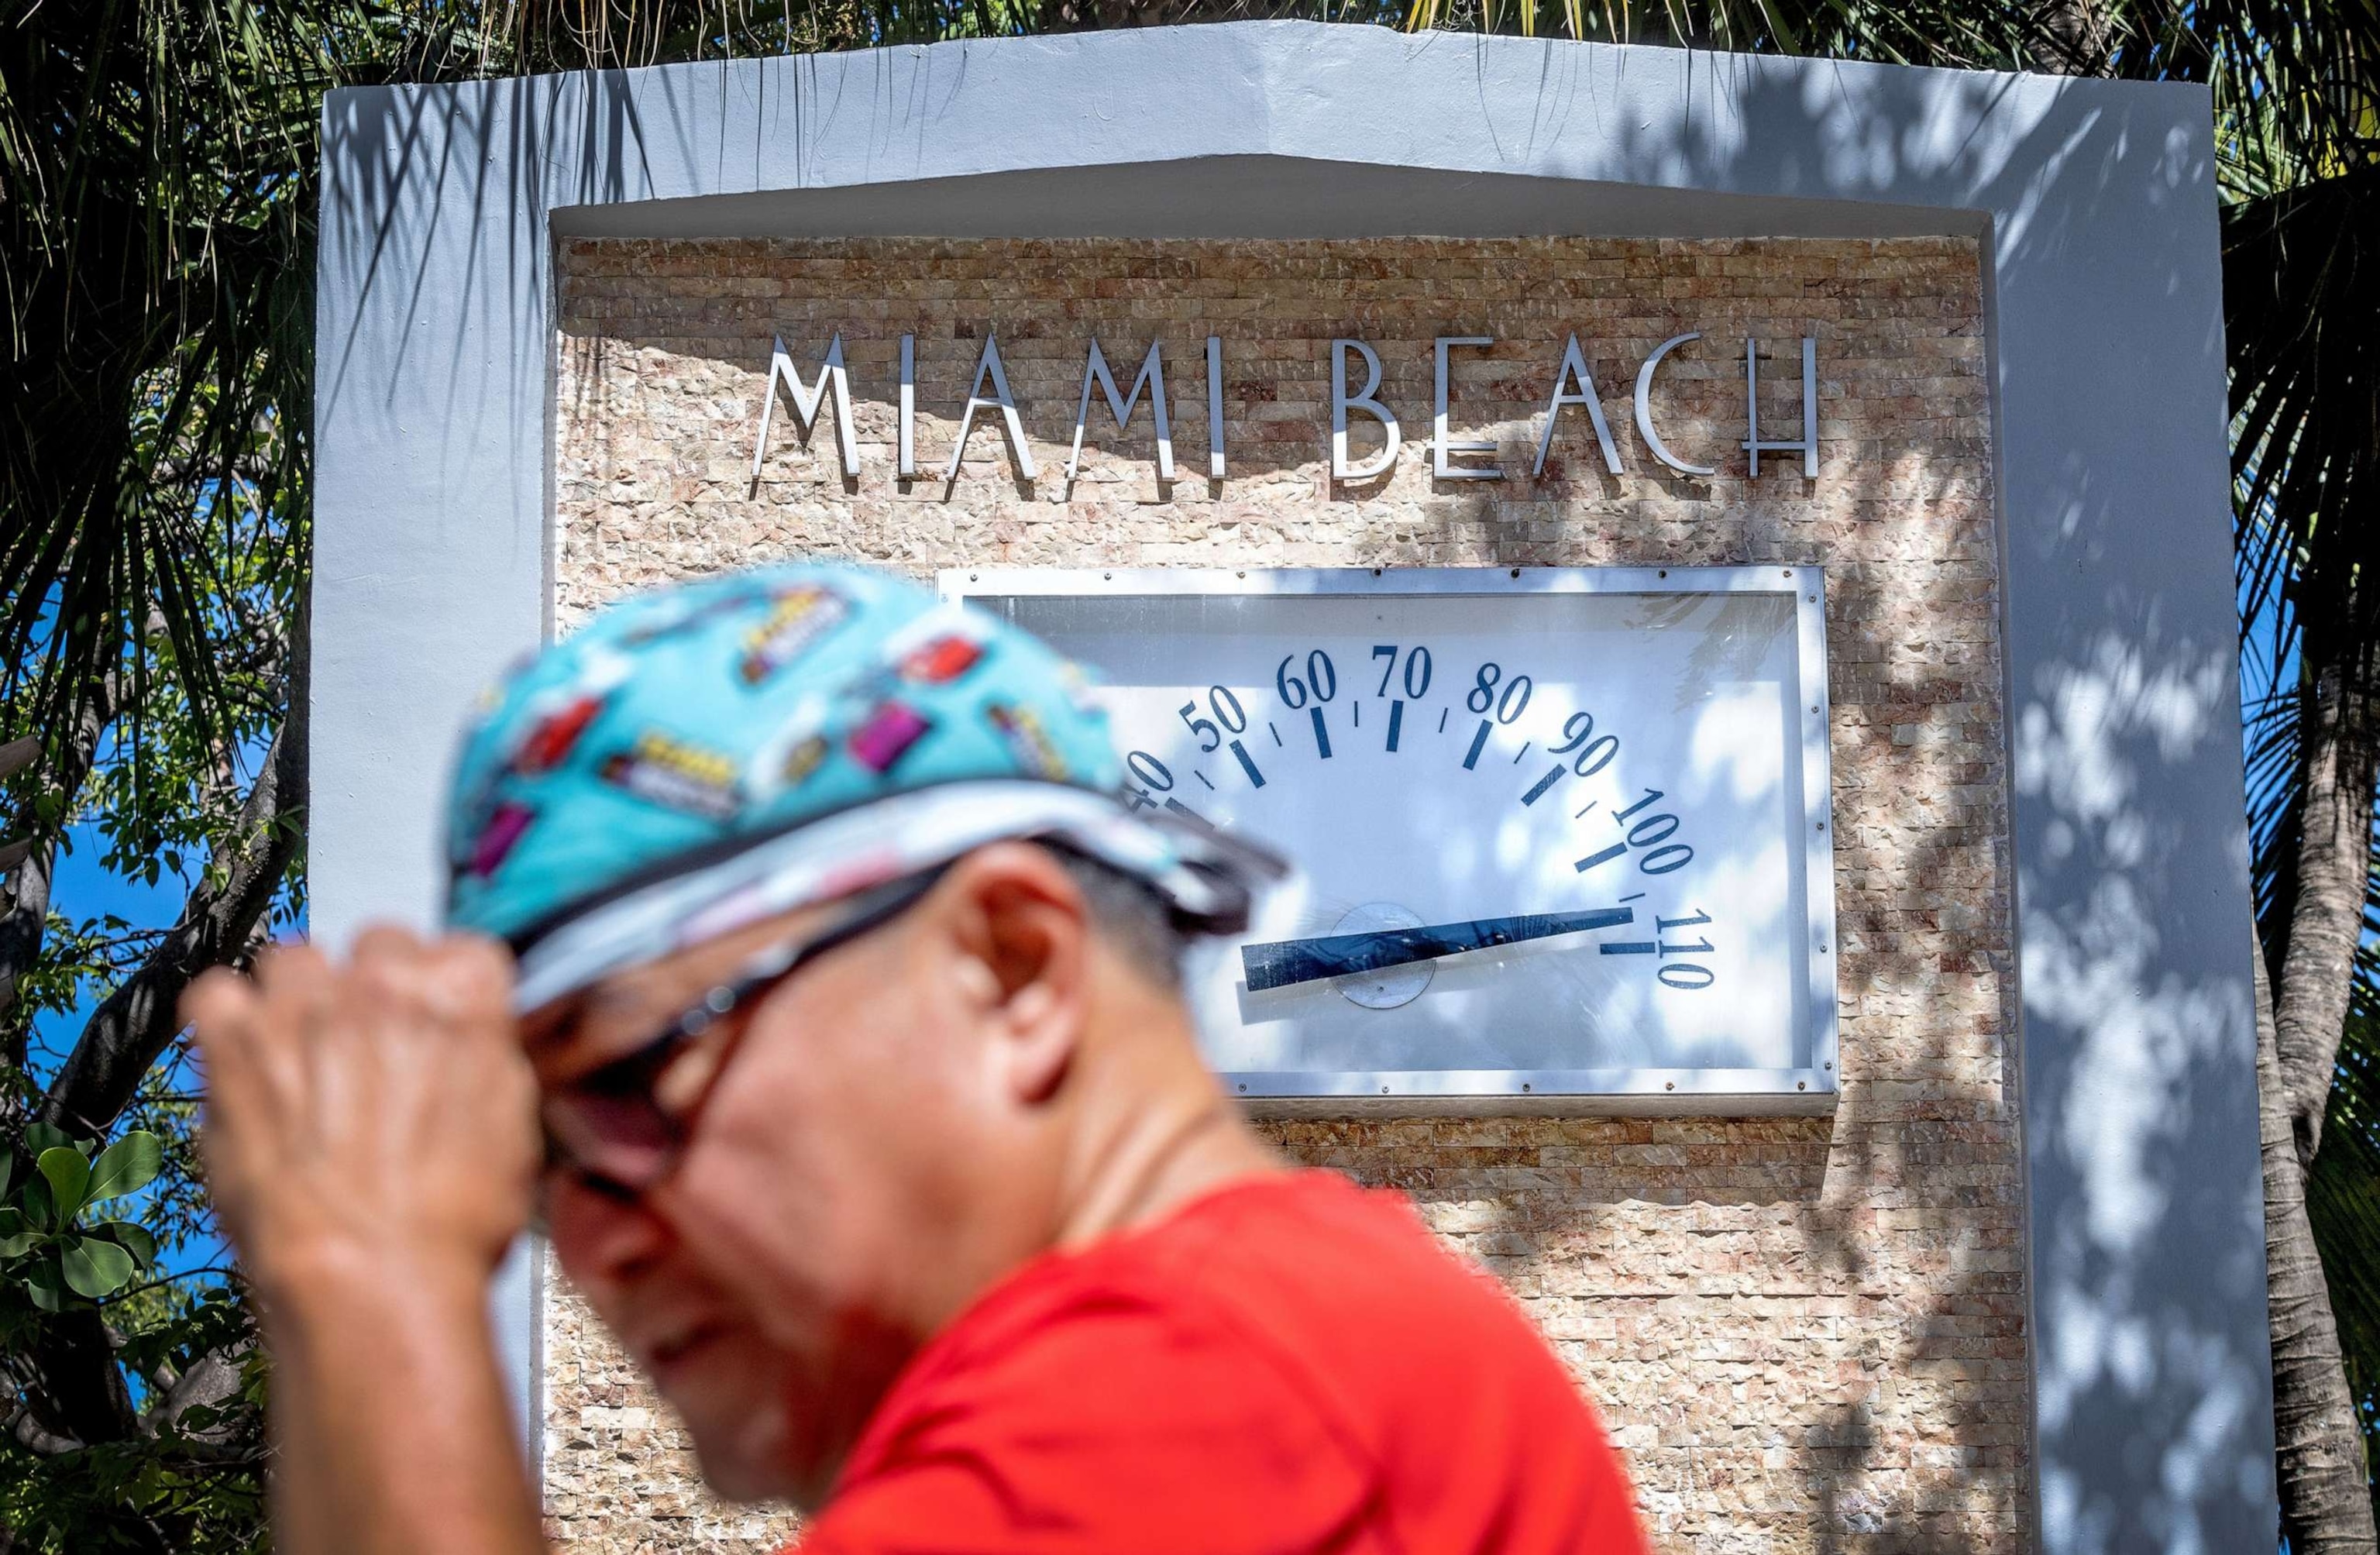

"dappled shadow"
[314, 23, 2262, 1553]
[550, 228, 2026, 1551]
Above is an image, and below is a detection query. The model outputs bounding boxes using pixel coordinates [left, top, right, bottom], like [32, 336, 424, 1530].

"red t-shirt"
[797, 1170, 1648, 1553]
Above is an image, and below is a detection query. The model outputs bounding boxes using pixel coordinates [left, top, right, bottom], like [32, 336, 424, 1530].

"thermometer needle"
[1240, 907, 1637, 993]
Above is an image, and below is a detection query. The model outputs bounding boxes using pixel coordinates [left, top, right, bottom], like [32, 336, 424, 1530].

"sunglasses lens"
[543, 1090, 683, 1196]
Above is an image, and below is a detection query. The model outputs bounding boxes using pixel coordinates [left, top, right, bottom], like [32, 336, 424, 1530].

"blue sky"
[29, 822, 191, 1066]
[29, 820, 252, 1283]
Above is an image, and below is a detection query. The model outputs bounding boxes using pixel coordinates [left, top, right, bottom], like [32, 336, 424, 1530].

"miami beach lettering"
[751, 330, 1821, 490]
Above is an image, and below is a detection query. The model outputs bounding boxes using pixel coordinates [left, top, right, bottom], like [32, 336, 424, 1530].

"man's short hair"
[1045, 845, 1189, 992]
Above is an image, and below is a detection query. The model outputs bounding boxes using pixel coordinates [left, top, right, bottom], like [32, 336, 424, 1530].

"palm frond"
[2227, 165, 2380, 700]
[1, 1, 333, 817]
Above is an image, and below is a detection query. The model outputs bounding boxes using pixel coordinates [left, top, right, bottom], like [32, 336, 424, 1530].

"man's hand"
[184, 929, 549, 1555]
[185, 928, 539, 1300]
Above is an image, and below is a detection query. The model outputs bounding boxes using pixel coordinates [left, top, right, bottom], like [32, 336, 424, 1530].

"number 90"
[1549, 711, 1618, 776]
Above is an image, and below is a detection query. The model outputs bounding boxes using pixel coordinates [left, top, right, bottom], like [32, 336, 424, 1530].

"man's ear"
[930, 843, 1089, 1105]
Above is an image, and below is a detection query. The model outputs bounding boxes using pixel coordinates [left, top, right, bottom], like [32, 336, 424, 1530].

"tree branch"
[40, 587, 308, 1140]
[102, 1267, 241, 1306]
[26, 588, 307, 1448]
[10, 1409, 84, 1457]
[0, 673, 118, 1062]
[143, 1338, 251, 1442]
[2021, 0, 2115, 76]
[19, 1305, 135, 1451]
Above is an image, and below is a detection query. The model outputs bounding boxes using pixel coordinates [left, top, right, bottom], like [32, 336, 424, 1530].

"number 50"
[1176, 685, 1248, 752]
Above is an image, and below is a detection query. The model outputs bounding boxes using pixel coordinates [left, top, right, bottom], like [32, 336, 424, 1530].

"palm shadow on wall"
[318, 35, 2262, 1553]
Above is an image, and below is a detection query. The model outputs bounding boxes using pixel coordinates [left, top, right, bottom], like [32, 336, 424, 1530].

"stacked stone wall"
[544, 235, 2024, 1554]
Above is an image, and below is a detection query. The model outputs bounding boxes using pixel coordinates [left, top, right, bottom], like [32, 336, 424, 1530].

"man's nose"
[543, 1168, 674, 1288]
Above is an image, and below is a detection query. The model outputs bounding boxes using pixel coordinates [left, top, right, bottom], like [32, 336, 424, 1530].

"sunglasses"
[537, 868, 948, 1204]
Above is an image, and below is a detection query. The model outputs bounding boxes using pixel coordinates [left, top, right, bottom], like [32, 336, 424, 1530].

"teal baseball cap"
[442, 564, 1278, 1011]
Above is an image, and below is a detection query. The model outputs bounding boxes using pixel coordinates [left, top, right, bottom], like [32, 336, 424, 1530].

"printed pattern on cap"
[442, 565, 1127, 946]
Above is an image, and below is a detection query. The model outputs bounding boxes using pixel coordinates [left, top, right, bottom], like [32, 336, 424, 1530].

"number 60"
[1275, 650, 1339, 709]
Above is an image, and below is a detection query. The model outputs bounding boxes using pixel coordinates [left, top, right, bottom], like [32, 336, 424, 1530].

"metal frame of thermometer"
[941, 566, 1841, 1117]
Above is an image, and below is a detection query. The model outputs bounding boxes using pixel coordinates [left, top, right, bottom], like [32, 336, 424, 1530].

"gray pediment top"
[322, 21, 2209, 227]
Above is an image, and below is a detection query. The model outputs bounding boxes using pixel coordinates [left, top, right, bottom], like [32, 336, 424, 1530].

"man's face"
[525, 886, 987, 1505]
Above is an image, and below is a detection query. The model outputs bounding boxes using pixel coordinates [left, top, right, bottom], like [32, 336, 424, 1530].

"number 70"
[1369, 645, 1433, 699]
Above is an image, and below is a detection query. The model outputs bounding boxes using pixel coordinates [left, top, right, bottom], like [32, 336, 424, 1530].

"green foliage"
[3, 0, 2377, 1549]
[0, 1130, 164, 1313]
[1, 5, 320, 776]
[1, 5, 1050, 1548]
[0, 1291, 266, 1555]
[0, 1068, 262, 1549]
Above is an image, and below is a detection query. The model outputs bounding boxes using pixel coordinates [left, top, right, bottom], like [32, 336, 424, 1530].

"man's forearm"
[261, 1248, 545, 1555]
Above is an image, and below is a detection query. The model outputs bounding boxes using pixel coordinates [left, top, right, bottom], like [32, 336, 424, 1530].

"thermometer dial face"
[960, 571, 1835, 1099]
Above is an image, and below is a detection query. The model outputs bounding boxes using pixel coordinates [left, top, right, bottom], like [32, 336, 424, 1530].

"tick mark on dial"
[1462, 719, 1492, 771]
[1599, 941, 1656, 956]
[1351, 702, 1360, 728]
[1163, 796, 1211, 827]
[1386, 700, 1404, 752]
[1511, 741, 1532, 764]
[1573, 841, 1627, 873]
[1267, 722, 1283, 748]
[1521, 764, 1567, 807]
[1437, 708, 1450, 734]
[1228, 738, 1267, 789]
[1194, 770, 1216, 791]
[1310, 706, 1333, 759]
[1573, 799, 1599, 820]
[1619, 890, 1647, 903]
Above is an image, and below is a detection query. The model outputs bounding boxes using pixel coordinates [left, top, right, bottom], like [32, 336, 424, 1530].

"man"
[188, 564, 1649, 1553]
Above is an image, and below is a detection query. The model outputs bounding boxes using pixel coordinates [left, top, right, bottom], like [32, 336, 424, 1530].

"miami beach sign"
[752, 330, 1823, 490]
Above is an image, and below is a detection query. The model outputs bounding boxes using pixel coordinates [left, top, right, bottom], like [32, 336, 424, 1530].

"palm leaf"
[1, 1, 331, 826]
[2228, 166, 2380, 692]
